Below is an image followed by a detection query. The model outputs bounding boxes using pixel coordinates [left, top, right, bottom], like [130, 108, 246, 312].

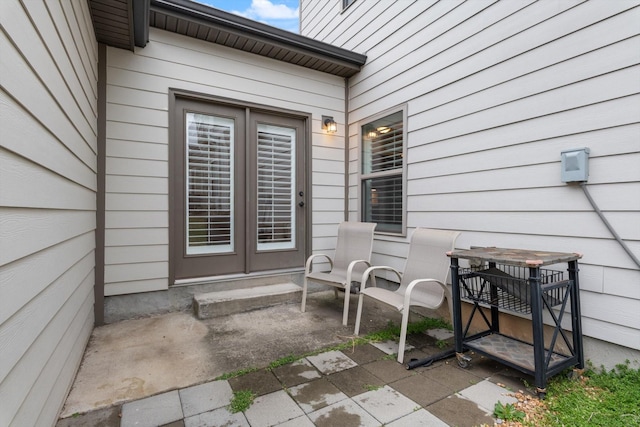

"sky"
[195, 0, 300, 33]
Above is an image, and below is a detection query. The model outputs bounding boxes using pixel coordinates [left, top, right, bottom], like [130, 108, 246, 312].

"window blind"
[186, 113, 234, 254]
[256, 124, 295, 250]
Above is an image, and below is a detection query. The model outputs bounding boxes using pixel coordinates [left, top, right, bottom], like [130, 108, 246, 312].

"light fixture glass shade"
[322, 115, 337, 133]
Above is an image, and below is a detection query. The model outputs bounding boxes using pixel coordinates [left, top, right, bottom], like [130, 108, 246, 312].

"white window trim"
[357, 104, 408, 237]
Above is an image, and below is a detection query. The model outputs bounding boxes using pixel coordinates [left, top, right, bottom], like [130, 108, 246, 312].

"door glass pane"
[256, 124, 296, 251]
[186, 113, 234, 254]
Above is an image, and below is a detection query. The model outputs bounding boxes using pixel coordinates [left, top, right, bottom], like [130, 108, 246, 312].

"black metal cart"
[448, 247, 585, 398]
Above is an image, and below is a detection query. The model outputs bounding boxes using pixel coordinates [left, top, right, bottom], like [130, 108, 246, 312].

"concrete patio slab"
[120, 390, 183, 427]
[55, 291, 540, 426]
[60, 291, 393, 418]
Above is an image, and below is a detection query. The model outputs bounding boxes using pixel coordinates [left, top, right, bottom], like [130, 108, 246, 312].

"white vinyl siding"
[104, 28, 346, 293]
[301, 0, 640, 351]
[0, 1, 97, 426]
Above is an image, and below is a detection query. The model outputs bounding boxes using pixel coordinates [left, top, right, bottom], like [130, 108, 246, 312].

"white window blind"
[361, 111, 404, 234]
[256, 124, 296, 250]
[186, 113, 234, 254]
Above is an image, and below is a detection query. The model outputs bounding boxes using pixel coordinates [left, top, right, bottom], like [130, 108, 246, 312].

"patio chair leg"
[397, 309, 410, 364]
[354, 294, 364, 335]
[342, 284, 350, 326]
[301, 278, 307, 312]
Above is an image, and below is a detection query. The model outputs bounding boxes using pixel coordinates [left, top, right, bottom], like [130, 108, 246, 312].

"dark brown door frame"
[168, 89, 312, 284]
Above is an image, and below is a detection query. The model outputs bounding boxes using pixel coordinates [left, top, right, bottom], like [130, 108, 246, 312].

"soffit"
[150, 0, 365, 77]
[89, 0, 134, 51]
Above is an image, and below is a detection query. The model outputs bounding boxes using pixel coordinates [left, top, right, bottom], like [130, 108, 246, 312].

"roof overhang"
[89, 0, 366, 78]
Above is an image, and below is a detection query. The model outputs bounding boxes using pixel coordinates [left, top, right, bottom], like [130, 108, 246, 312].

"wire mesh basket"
[457, 264, 567, 314]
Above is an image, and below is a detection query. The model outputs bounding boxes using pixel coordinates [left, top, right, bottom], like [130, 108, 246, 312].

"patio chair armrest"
[359, 266, 402, 291]
[404, 278, 448, 310]
[305, 254, 333, 274]
[345, 259, 372, 285]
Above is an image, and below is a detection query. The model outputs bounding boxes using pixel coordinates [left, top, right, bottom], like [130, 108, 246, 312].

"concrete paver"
[389, 374, 453, 407]
[352, 385, 420, 425]
[326, 365, 385, 397]
[178, 380, 233, 417]
[120, 390, 183, 427]
[370, 339, 414, 355]
[458, 379, 518, 413]
[243, 390, 305, 427]
[426, 394, 495, 427]
[271, 358, 321, 387]
[386, 408, 450, 427]
[421, 362, 482, 392]
[306, 350, 357, 374]
[288, 377, 348, 414]
[308, 399, 380, 427]
[228, 369, 282, 396]
[361, 359, 415, 383]
[184, 407, 248, 427]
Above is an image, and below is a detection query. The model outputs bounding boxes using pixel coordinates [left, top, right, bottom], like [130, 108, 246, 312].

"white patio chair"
[353, 228, 461, 363]
[301, 221, 377, 326]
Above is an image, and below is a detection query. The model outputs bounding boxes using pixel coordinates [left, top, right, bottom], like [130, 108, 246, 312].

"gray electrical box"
[561, 148, 590, 183]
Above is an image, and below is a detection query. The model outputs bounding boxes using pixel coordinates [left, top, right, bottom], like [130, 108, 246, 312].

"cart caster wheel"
[456, 353, 471, 369]
[536, 387, 547, 400]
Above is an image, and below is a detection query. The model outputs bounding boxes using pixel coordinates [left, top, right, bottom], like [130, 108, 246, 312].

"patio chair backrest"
[332, 221, 377, 279]
[397, 228, 461, 307]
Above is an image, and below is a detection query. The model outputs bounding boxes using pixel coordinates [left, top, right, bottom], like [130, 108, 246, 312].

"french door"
[171, 97, 307, 281]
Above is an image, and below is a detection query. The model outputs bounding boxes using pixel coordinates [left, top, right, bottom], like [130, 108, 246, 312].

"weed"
[268, 354, 300, 370]
[363, 384, 381, 391]
[216, 367, 258, 380]
[493, 401, 525, 422]
[228, 390, 255, 413]
[436, 339, 447, 349]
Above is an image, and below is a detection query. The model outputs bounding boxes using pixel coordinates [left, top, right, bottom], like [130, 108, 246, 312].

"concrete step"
[193, 282, 302, 319]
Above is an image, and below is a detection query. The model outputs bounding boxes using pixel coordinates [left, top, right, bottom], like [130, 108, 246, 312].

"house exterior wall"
[301, 0, 640, 352]
[103, 27, 346, 296]
[0, 1, 97, 426]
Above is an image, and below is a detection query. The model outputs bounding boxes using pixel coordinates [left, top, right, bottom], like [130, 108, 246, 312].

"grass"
[540, 361, 640, 426]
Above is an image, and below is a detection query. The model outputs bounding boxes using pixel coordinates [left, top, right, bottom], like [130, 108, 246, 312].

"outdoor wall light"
[322, 115, 337, 133]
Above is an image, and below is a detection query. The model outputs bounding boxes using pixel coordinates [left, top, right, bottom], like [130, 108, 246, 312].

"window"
[361, 110, 405, 234]
[186, 113, 235, 255]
